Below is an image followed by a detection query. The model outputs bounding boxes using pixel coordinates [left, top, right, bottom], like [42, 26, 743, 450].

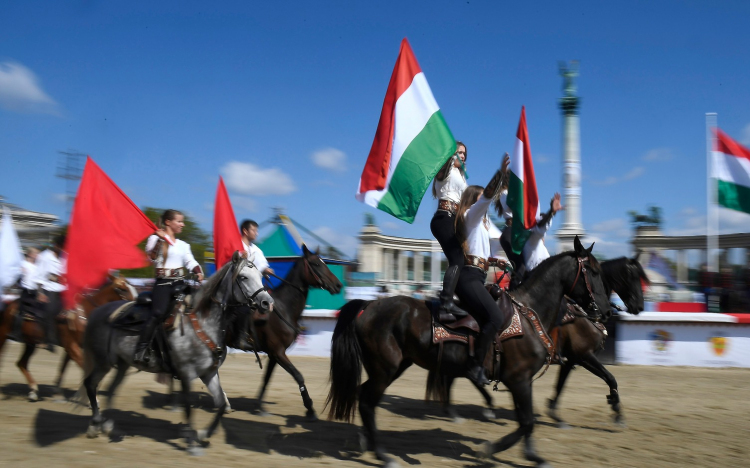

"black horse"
[431, 255, 649, 426]
[253, 245, 342, 420]
[326, 237, 612, 467]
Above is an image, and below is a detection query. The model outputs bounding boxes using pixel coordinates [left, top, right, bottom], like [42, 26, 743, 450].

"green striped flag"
[714, 129, 750, 215]
[506, 106, 540, 254]
[356, 39, 455, 223]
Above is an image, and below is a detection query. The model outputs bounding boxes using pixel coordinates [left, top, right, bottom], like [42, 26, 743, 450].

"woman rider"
[454, 154, 512, 386]
[134, 209, 204, 365]
[430, 141, 469, 317]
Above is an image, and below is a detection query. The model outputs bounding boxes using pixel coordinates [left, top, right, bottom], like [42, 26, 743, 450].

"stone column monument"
[556, 60, 585, 250]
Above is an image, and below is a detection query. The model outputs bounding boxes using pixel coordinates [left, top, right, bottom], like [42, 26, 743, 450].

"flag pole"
[705, 112, 718, 273]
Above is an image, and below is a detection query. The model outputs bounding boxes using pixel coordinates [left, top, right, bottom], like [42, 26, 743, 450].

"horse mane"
[193, 260, 234, 312]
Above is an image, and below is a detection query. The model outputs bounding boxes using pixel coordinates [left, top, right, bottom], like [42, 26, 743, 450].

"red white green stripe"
[713, 129, 750, 215]
[506, 106, 540, 254]
[356, 39, 455, 224]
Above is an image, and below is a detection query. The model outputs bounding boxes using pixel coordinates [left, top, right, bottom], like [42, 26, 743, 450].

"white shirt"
[523, 216, 553, 271]
[35, 249, 67, 292]
[243, 241, 270, 273]
[434, 166, 467, 204]
[20, 260, 37, 290]
[145, 235, 199, 272]
[463, 194, 493, 259]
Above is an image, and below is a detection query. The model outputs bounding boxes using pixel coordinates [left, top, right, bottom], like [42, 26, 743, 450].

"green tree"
[120, 207, 211, 278]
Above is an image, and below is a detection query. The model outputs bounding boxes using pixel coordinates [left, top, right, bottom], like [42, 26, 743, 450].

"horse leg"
[360, 361, 410, 468]
[105, 360, 129, 411]
[84, 362, 112, 438]
[255, 356, 277, 416]
[443, 375, 462, 422]
[579, 352, 624, 426]
[482, 380, 549, 467]
[196, 372, 227, 447]
[273, 351, 317, 421]
[472, 378, 496, 420]
[16, 343, 39, 401]
[547, 360, 575, 429]
[53, 353, 71, 397]
[179, 378, 201, 455]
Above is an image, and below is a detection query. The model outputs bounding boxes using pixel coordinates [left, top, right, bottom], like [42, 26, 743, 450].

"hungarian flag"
[213, 176, 243, 268]
[506, 106, 540, 254]
[64, 157, 157, 309]
[713, 129, 750, 215]
[356, 38, 455, 223]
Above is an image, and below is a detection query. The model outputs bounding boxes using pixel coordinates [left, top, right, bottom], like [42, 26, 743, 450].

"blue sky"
[2, 1, 749, 263]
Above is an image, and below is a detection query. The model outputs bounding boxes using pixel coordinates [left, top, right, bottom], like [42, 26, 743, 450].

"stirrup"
[133, 347, 150, 364]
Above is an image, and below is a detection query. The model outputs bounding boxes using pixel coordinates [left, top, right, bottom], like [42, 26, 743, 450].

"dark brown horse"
[431, 255, 649, 426]
[326, 237, 612, 467]
[0, 275, 135, 401]
[252, 244, 342, 420]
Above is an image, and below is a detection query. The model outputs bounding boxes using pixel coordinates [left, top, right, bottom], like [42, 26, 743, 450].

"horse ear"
[232, 250, 242, 263]
[573, 235, 584, 255]
[302, 243, 311, 256]
[632, 249, 642, 262]
[585, 242, 595, 255]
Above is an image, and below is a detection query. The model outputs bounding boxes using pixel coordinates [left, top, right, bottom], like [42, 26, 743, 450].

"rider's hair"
[239, 219, 258, 234]
[454, 185, 485, 253]
[159, 209, 183, 229]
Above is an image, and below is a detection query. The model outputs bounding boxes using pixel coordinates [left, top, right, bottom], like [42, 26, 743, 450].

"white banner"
[617, 322, 750, 368]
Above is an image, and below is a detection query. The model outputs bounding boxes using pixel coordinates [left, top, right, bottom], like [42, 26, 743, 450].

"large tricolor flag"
[356, 39, 455, 223]
[713, 129, 750, 215]
[506, 106, 540, 254]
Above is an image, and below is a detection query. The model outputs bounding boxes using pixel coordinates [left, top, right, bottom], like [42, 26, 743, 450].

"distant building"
[0, 196, 60, 248]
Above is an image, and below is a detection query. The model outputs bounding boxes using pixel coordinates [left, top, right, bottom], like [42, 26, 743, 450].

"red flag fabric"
[213, 177, 243, 268]
[63, 157, 158, 309]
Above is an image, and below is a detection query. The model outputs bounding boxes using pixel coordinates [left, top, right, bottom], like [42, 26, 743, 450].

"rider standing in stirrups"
[34, 236, 66, 352]
[134, 209, 204, 365]
[454, 154, 513, 387]
[430, 141, 469, 319]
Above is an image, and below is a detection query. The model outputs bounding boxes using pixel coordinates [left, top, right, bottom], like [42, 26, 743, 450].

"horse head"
[229, 250, 274, 314]
[104, 274, 137, 302]
[623, 255, 649, 315]
[571, 235, 612, 319]
[302, 244, 342, 294]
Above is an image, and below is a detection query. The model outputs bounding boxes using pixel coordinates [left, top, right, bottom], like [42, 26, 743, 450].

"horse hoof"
[28, 391, 39, 402]
[196, 429, 211, 447]
[306, 410, 318, 422]
[223, 406, 233, 414]
[482, 408, 496, 420]
[358, 432, 368, 453]
[383, 459, 400, 468]
[256, 409, 270, 417]
[452, 416, 465, 424]
[478, 441, 494, 459]
[557, 422, 571, 430]
[86, 424, 100, 439]
[187, 446, 204, 457]
[101, 420, 114, 436]
[537, 463, 553, 468]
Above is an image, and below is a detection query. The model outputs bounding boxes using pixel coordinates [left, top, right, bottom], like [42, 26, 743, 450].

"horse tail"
[325, 299, 369, 422]
[425, 368, 449, 405]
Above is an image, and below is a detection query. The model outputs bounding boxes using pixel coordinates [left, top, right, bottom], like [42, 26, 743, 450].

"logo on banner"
[709, 335, 728, 356]
[649, 329, 672, 352]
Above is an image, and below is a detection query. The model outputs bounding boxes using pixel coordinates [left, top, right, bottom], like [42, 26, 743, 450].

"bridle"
[263, 255, 328, 293]
[568, 256, 601, 316]
[218, 258, 268, 309]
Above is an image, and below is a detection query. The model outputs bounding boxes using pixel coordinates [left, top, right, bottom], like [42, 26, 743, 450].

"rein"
[567, 257, 600, 315]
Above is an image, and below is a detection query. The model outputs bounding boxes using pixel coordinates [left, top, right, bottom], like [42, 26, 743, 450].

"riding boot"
[466, 323, 497, 387]
[134, 315, 159, 364]
[438, 265, 468, 321]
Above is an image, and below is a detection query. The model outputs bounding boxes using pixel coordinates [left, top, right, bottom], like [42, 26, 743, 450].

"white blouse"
[434, 166, 467, 204]
[34, 249, 66, 292]
[463, 194, 493, 259]
[145, 235, 200, 271]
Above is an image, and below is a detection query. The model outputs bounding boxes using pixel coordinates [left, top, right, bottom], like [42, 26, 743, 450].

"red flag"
[64, 157, 158, 309]
[213, 177, 243, 268]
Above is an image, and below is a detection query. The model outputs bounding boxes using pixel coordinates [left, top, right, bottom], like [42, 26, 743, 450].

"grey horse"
[81, 251, 272, 454]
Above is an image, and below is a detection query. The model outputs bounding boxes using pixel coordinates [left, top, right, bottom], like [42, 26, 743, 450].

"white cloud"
[642, 148, 673, 162]
[623, 166, 645, 180]
[591, 218, 629, 238]
[383, 221, 400, 231]
[220, 161, 296, 196]
[310, 226, 358, 258]
[741, 123, 750, 146]
[582, 234, 631, 259]
[0, 61, 59, 114]
[665, 206, 750, 236]
[311, 147, 347, 172]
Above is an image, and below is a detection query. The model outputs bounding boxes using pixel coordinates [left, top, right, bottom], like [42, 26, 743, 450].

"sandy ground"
[0, 341, 748, 468]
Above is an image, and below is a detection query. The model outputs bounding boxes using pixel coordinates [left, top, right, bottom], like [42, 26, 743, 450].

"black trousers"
[42, 290, 62, 345]
[151, 279, 183, 319]
[430, 210, 464, 268]
[455, 267, 507, 332]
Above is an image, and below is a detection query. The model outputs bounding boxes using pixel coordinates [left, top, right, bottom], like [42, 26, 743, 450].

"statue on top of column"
[558, 60, 579, 97]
